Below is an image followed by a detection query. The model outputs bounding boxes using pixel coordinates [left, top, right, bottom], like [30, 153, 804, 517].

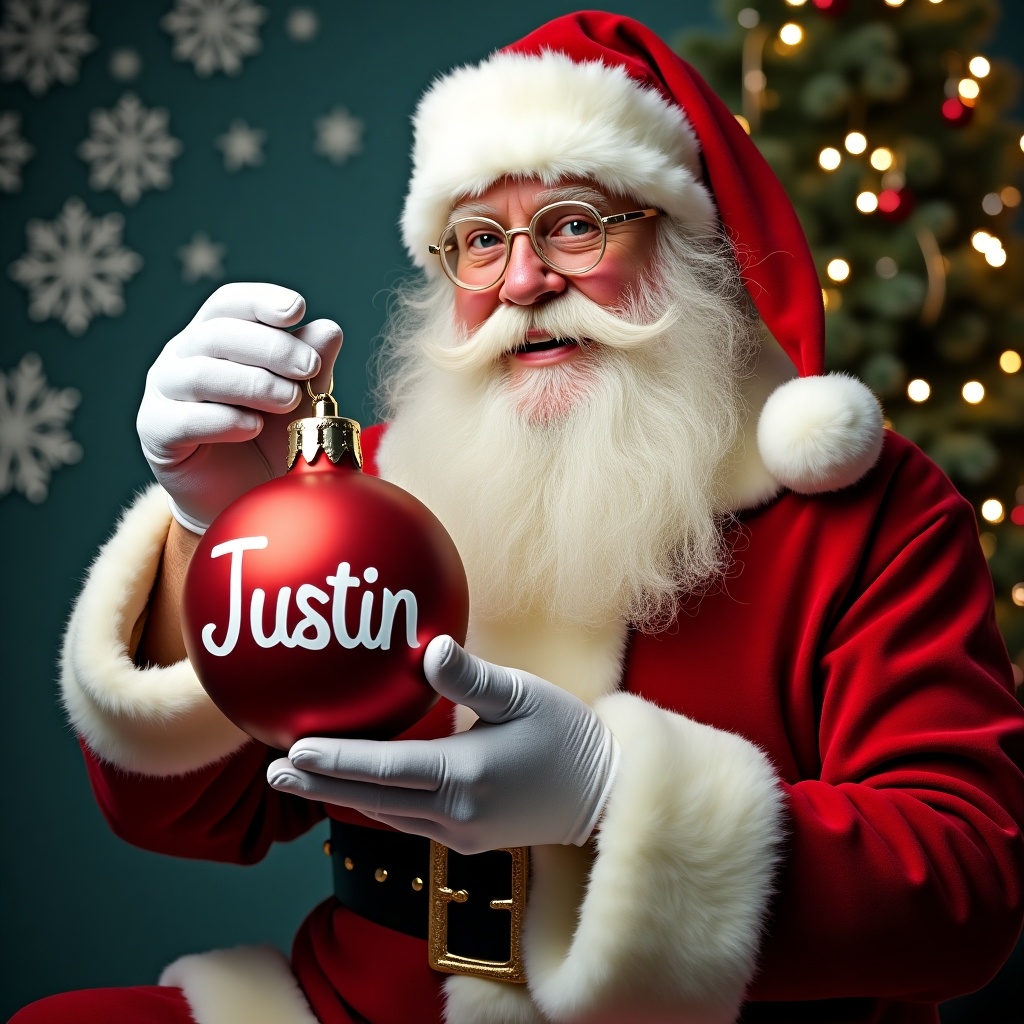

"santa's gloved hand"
[137, 282, 343, 533]
[267, 636, 620, 855]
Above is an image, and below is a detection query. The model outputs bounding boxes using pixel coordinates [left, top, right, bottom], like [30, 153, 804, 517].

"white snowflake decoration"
[216, 118, 264, 171]
[162, 0, 267, 77]
[0, 109, 33, 191]
[285, 6, 318, 42]
[178, 231, 226, 282]
[0, 352, 82, 503]
[315, 106, 363, 166]
[108, 46, 141, 81]
[78, 92, 182, 205]
[8, 196, 143, 335]
[0, 0, 97, 96]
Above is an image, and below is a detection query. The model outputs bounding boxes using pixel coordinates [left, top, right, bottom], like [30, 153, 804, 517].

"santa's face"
[451, 177, 660, 410]
[378, 190, 760, 628]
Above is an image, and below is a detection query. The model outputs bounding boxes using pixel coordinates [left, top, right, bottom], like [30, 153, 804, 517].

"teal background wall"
[0, 0, 1020, 1018]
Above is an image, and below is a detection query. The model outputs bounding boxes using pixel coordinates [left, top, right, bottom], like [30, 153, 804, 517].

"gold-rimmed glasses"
[428, 200, 661, 291]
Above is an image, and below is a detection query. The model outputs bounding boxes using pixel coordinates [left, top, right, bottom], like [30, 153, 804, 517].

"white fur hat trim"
[757, 373, 884, 495]
[401, 49, 716, 268]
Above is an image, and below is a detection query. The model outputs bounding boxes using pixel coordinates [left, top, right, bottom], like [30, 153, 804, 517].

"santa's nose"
[498, 232, 567, 307]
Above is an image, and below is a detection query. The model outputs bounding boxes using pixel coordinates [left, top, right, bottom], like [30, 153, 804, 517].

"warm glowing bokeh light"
[827, 259, 850, 282]
[907, 379, 931, 402]
[869, 147, 894, 171]
[986, 247, 1007, 268]
[981, 499, 1005, 524]
[779, 22, 803, 45]
[856, 192, 878, 213]
[958, 78, 980, 101]
[819, 147, 842, 170]
[999, 350, 1022, 374]
[845, 132, 868, 154]
[972, 230, 996, 252]
[969, 56, 991, 78]
[962, 381, 985, 404]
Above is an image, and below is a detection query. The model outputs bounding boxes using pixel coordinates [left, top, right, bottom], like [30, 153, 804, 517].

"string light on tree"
[942, 97, 973, 126]
[907, 379, 931, 402]
[999, 350, 1022, 374]
[812, 0, 850, 16]
[958, 78, 980, 104]
[870, 147, 895, 171]
[962, 381, 985, 404]
[779, 23, 804, 46]
[981, 499, 1005, 524]
[827, 258, 851, 282]
[819, 147, 842, 170]
[845, 132, 868, 155]
[877, 187, 915, 222]
[856, 191, 878, 213]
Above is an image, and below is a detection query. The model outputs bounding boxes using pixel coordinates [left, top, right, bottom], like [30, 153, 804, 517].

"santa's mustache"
[421, 286, 681, 375]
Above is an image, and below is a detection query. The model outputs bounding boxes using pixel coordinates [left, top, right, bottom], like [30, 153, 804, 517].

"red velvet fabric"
[504, 11, 825, 378]
[10, 986, 195, 1024]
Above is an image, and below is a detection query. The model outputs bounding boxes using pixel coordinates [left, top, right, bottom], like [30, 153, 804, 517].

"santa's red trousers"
[10, 987, 193, 1024]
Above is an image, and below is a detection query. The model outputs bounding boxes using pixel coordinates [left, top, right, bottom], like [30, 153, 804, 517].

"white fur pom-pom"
[756, 373, 884, 495]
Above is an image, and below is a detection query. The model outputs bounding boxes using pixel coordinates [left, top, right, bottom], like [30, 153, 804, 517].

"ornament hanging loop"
[307, 375, 338, 418]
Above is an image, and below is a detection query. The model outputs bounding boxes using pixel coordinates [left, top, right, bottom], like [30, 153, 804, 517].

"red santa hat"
[400, 10, 883, 495]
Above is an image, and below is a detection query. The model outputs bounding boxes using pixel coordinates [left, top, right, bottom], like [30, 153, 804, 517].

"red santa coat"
[59, 427, 1024, 1024]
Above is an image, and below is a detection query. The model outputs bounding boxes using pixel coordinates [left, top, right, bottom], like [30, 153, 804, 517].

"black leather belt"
[327, 819, 528, 981]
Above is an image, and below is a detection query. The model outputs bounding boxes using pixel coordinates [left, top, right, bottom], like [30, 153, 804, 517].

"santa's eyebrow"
[448, 185, 611, 221]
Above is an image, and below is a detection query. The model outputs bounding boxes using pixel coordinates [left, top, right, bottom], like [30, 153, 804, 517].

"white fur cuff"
[60, 485, 250, 776]
[524, 692, 785, 1023]
[160, 945, 318, 1024]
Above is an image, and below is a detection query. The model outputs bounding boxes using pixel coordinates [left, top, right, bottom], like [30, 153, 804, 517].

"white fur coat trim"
[401, 49, 715, 270]
[486, 691, 779, 1024]
[60, 484, 249, 776]
[159, 945, 319, 1024]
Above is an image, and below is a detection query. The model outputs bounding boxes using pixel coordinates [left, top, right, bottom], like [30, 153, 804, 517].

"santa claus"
[15, 11, 1024, 1024]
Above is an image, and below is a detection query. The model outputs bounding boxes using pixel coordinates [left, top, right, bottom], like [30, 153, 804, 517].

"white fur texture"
[523, 692, 785, 1023]
[160, 945, 319, 1024]
[60, 484, 249, 775]
[444, 976, 547, 1024]
[757, 373, 884, 495]
[401, 50, 715, 268]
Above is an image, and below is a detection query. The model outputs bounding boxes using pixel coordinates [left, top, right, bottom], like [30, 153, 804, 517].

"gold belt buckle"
[427, 840, 529, 983]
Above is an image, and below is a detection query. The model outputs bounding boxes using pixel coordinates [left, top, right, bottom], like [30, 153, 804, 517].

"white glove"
[267, 636, 620, 855]
[137, 282, 343, 533]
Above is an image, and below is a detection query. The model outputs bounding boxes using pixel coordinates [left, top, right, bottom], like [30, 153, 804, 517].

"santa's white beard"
[375, 229, 759, 630]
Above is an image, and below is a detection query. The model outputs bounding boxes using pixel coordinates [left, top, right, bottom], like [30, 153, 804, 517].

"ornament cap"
[287, 385, 363, 470]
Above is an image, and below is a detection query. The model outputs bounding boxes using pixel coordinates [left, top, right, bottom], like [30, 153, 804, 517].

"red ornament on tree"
[181, 389, 470, 750]
[941, 97, 973, 127]
[877, 186, 915, 223]
[811, 0, 848, 16]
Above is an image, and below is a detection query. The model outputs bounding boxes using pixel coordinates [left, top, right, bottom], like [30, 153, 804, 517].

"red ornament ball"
[812, 0, 849, 16]
[941, 97, 973, 126]
[877, 187, 915, 223]
[181, 425, 469, 750]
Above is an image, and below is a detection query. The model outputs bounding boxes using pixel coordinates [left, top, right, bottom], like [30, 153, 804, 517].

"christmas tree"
[677, 0, 1024, 691]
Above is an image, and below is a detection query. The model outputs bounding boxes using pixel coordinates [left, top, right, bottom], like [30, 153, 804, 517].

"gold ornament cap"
[286, 381, 363, 470]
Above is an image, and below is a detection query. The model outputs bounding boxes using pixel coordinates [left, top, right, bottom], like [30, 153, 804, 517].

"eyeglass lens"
[439, 202, 605, 289]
